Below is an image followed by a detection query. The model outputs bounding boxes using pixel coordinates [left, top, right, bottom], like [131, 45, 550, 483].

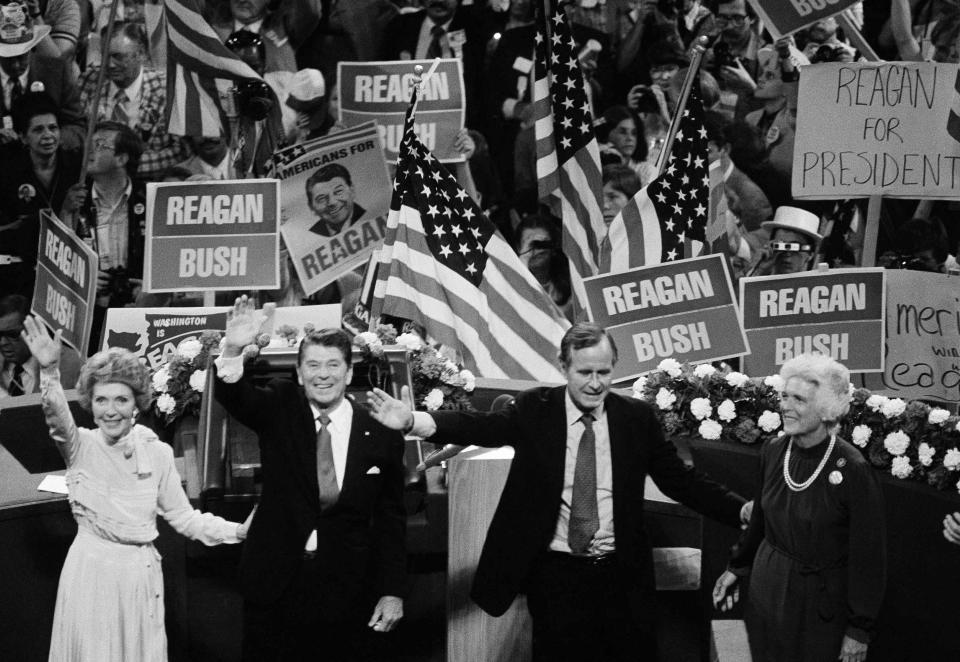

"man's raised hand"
[223, 296, 275, 355]
[367, 386, 415, 432]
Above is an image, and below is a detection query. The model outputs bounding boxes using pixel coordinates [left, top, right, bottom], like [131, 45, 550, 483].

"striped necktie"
[112, 90, 129, 125]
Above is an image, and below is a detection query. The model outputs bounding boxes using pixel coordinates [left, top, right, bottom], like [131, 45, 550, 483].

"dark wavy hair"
[76, 348, 152, 412]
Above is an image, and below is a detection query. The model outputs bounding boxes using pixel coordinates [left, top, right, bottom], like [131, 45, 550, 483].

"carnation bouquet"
[635, 359, 783, 446]
[353, 324, 475, 412]
[151, 331, 223, 426]
[636, 359, 960, 492]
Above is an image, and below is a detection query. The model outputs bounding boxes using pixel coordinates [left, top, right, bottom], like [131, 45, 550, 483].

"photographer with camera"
[878, 217, 959, 274]
[704, 0, 760, 115]
[60, 120, 167, 354]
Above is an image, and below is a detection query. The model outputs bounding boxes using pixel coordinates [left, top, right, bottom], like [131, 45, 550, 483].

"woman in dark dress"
[712, 353, 886, 662]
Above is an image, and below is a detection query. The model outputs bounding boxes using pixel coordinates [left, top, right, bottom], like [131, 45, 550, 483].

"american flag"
[601, 78, 710, 271]
[371, 90, 569, 382]
[533, 4, 606, 314]
[163, 0, 263, 137]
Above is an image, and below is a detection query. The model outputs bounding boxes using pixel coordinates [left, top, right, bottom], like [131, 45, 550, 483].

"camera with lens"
[812, 44, 847, 63]
[878, 252, 938, 272]
[235, 78, 274, 121]
[711, 41, 738, 72]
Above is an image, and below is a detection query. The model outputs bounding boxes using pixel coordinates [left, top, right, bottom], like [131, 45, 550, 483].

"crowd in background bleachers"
[2, 0, 960, 367]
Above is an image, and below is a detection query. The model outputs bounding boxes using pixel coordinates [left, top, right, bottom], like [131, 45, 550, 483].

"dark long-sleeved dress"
[729, 435, 886, 662]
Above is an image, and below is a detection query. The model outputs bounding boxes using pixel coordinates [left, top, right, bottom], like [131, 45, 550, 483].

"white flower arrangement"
[717, 399, 736, 422]
[459, 369, 475, 392]
[655, 387, 677, 410]
[690, 397, 712, 420]
[725, 372, 749, 388]
[396, 332, 423, 351]
[918, 443, 935, 467]
[657, 358, 683, 377]
[631, 375, 647, 399]
[156, 393, 176, 415]
[851, 424, 872, 448]
[763, 374, 785, 393]
[758, 410, 782, 433]
[188, 369, 207, 393]
[423, 388, 445, 411]
[880, 398, 907, 419]
[151, 366, 170, 393]
[176, 338, 202, 361]
[943, 448, 960, 471]
[866, 394, 888, 412]
[698, 419, 722, 440]
[928, 408, 951, 425]
[693, 363, 717, 378]
[883, 431, 910, 456]
[890, 456, 913, 479]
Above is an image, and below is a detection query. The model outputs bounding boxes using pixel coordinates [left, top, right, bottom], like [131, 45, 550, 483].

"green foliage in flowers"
[151, 331, 223, 426]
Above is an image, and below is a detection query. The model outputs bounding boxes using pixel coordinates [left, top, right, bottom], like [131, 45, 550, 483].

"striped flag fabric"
[601, 78, 711, 271]
[370, 89, 569, 382]
[949, 70, 960, 143]
[533, 4, 606, 315]
[163, 0, 263, 137]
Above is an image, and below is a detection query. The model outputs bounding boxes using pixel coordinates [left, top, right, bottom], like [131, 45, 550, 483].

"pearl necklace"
[783, 434, 836, 492]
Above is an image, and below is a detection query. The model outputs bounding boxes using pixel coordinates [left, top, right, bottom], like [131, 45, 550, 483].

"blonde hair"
[76, 348, 152, 412]
[779, 353, 851, 425]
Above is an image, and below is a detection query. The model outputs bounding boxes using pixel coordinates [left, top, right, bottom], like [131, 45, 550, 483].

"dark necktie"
[568, 412, 599, 554]
[426, 24, 445, 59]
[112, 90, 129, 125]
[316, 414, 339, 508]
[8, 364, 24, 397]
[9, 78, 23, 111]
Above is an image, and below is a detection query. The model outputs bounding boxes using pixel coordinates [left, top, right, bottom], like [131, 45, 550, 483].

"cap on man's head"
[286, 68, 326, 113]
[762, 206, 823, 244]
[0, 2, 51, 58]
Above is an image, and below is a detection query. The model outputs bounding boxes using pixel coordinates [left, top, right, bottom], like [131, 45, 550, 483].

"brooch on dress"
[828, 470, 843, 485]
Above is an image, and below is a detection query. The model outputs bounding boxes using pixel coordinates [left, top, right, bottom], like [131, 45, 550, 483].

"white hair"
[779, 353, 851, 425]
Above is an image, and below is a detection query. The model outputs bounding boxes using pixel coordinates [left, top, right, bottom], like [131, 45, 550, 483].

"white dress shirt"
[414, 16, 454, 59]
[105, 71, 144, 129]
[309, 398, 352, 491]
[0, 356, 38, 397]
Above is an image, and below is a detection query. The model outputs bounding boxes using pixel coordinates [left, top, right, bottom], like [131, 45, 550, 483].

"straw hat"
[761, 206, 823, 243]
[0, 3, 51, 58]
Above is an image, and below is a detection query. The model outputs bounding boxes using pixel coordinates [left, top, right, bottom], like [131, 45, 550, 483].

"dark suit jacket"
[380, 7, 501, 130]
[214, 376, 407, 613]
[432, 386, 744, 625]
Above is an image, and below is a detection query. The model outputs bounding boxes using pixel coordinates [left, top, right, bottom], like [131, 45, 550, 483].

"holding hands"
[21, 315, 61, 369]
[711, 570, 740, 612]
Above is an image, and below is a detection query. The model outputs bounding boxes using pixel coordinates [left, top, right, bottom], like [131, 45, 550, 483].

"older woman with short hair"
[713, 353, 886, 662]
[21, 316, 246, 662]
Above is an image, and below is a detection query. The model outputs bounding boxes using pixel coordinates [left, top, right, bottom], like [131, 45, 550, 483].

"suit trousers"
[525, 551, 657, 662]
[241, 553, 377, 662]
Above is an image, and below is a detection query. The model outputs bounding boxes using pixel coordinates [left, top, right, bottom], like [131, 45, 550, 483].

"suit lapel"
[298, 390, 319, 500]
[605, 395, 632, 529]
[543, 387, 569, 500]
[340, 404, 368, 497]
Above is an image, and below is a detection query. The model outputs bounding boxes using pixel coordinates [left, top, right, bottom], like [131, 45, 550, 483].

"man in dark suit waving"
[214, 296, 406, 662]
[369, 322, 746, 662]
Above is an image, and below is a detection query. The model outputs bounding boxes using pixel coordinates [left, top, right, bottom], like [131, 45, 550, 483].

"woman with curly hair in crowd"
[21, 316, 247, 661]
[712, 353, 886, 662]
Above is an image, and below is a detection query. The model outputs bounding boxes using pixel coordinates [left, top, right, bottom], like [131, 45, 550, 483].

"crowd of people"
[1, 0, 959, 352]
[2, 0, 960, 661]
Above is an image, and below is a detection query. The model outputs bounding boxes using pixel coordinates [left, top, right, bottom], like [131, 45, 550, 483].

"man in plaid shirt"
[80, 21, 186, 180]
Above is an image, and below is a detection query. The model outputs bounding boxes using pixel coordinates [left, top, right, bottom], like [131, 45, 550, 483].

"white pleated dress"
[40, 367, 242, 662]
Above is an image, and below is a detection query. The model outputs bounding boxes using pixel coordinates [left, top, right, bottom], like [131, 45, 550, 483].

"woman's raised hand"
[21, 315, 61, 368]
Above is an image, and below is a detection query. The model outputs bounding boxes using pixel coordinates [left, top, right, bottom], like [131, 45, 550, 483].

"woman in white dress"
[21, 315, 248, 662]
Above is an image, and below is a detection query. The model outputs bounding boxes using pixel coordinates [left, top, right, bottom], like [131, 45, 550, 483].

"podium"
[447, 446, 532, 662]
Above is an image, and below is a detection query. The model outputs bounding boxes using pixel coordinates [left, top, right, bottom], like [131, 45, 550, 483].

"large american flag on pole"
[601, 78, 710, 271]
[533, 4, 606, 314]
[949, 71, 960, 143]
[371, 88, 569, 382]
[163, 0, 263, 137]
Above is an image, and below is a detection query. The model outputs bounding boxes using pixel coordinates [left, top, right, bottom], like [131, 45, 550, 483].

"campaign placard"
[793, 62, 960, 200]
[747, 0, 860, 40]
[102, 305, 341, 369]
[338, 59, 465, 163]
[274, 122, 392, 296]
[739, 268, 885, 376]
[856, 271, 960, 403]
[31, 211, 98, 353]
[583, 254, 749, 380]
[144, 180, 280, 292]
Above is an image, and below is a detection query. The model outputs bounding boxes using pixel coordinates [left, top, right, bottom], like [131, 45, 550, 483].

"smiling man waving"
[368, 322, 747, 662]
[213, 296, 406, 662]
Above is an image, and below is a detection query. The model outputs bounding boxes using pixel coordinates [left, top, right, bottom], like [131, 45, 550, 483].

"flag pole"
[655, 35, 709, 176]
[78, 0, 123, 186]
